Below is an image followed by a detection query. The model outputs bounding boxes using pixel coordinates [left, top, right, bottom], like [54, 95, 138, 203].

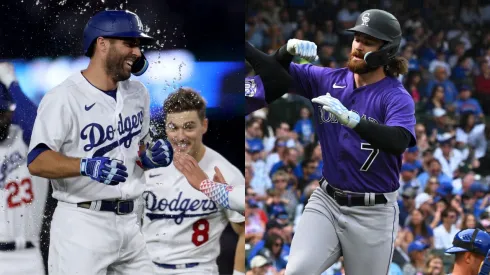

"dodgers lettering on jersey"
[28, 72, 150, 203]
[289, 63, 416, 193]
[1, 125, 48, 243]
[245, 76, 267, 115]
[141, 146, 244, 269]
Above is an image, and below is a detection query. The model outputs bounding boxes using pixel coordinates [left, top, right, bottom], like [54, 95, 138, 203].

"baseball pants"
[0, 247, 45, 275]
[48, 201, 153, 275]
[285, 180, 399, 275]
[152, 262, 219, 275]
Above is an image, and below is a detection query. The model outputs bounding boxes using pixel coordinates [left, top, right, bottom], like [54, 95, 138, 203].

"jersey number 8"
[192, 219, 210, 246]
[6, 178, 34, 208]
[360, 143, 379, 172]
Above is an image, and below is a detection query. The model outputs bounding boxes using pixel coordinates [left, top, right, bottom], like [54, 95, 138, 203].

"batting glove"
[286, 39, 318, 62]
[80, 157, 128, 186]
[312, 93, 360, 129]
[140, 139, 173, 169]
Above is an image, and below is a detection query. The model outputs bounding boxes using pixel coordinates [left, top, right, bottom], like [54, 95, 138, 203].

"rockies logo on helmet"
[361, 13, 370, 26]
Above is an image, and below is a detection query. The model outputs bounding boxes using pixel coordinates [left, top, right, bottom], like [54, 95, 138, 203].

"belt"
[322, 179, 387, 207]
[153, 262, 199, 269]
[77, 200, 134, 215]
[0, 241, 34, 251]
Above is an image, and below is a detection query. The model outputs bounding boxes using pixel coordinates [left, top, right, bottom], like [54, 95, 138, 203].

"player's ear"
[202, 118, 208, 135]
[95, 37, 109, 55]
[465, 252, 472, 264]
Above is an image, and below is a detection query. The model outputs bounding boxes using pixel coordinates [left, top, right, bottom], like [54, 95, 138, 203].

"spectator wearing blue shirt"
[455, 85, 484, 119]
[246, 221, 290, 270]
[404, 146, 424, 175]
[417, 158, 452, 191]
[425, 66, 458, 104]
[293, 106, 314, 145]
[399, 163, 421, 193]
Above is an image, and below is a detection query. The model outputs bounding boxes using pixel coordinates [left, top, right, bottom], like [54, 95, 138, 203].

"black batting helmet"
[346, 9, 402, 68]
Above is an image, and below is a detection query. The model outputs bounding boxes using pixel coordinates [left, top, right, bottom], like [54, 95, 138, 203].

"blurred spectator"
[433, 133, 465, 178]
[474, 60, 490, 114]
[404, 70, 423, 103]
[256, 233, 287, 273]
[399, 188, 418, 228]
[417, 159, 452, 191]
[425, 66, 458, 104]
[404, 146, 424, 175]
[403, 241, 430, 275]
[425, 86, 446, 114]
[246, 255, 274, 275]
[405, 208, 434, 247]
[423, 254, 444, 275]
[400, 163, 421, 193]
[293, 106, 314, 145]
[433, 208, 460, 250]
[454, 86, 484, 119]
[245, 199, 267, 246]
[267, 171, 298, 220]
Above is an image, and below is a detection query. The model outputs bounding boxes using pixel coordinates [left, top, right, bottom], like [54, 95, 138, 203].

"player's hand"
[286, 39, 318, 62]
[140, 139, 173, 168]
[0, 62, 17, 88]
[80, 157, 128, 186]
[173, 153, 208, 190]
[213, 166, 226, 183]
[312, 93, 360, 128]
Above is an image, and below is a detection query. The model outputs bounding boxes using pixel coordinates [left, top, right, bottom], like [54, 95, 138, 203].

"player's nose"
[131, 47, 142, 58]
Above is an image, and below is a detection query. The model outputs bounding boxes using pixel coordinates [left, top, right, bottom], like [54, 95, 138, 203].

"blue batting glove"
[80, 157, 128, 186]
[140, 139, 173, 169]
[312, 93, 360, 129]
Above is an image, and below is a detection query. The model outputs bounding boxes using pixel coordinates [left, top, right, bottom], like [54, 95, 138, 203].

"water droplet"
[157, 29, 161, 34]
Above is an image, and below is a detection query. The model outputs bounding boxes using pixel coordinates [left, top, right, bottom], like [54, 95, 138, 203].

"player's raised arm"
[173, 153, 245, 213]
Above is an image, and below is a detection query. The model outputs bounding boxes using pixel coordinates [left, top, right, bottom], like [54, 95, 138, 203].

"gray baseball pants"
[285, 179, 399, 275]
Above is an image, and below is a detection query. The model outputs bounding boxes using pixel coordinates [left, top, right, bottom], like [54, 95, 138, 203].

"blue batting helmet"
[446, 228, 490, 256]
[83, 10, 155, 76]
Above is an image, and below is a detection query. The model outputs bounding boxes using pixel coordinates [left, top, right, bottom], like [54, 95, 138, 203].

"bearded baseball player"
[141, 88, 245, 275]
[247, 9, 416, 275]
[173, 153, 245, 213]
[27, 10, 173, 275]
[0, 63, 49, 275]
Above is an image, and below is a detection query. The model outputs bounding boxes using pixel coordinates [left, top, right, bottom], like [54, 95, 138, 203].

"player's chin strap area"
[131, 53, 149, 76]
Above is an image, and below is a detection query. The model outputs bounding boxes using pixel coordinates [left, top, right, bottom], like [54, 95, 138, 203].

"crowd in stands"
[245, 0, 490, 274]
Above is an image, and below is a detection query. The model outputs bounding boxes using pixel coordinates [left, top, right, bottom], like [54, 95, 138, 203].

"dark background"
[0, 0, 244, 274]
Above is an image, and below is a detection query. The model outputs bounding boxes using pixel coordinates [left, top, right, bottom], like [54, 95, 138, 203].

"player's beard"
[347, 50, 380, 74]
[105, 47, 132, 82]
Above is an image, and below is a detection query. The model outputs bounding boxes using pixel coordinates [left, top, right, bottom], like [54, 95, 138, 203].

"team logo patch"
[245, 78, 257, 97]
[361, 13, 370, 26]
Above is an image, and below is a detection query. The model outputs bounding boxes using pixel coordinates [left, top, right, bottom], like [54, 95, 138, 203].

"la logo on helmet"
[361, 13, 370, 26]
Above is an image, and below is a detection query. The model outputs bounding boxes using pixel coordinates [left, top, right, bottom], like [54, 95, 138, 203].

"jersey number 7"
[360, 143, 379, 172]
[6, 178, 34, 208]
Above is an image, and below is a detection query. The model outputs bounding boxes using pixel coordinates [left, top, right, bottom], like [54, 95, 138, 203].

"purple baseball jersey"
[245, 76, 267, 114]
[289, 63, 416, 193]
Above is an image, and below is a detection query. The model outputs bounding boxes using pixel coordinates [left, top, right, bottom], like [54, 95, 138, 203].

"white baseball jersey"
[141, 146, 244, 270]
[28, 72, 150, 203]
[0, 125, 48, 244]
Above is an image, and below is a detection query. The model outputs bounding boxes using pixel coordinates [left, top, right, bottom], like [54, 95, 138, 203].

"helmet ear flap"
[131, 53, 149, 76]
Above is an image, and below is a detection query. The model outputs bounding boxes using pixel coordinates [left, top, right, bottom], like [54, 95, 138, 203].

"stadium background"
[245, 0, 490, 274]
[0, 0, 244, 274]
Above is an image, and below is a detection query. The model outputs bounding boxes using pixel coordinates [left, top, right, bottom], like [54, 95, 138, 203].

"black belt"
[323, 180, 387, 207]
[77, 200, 134, 215]
[153, 262, 199, 269]
[0, 241, 34, 251]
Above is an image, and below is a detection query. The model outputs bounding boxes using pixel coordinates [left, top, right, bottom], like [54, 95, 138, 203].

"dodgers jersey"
[289, 64, 416, 193]
[141, 146, 244, 266]
[0, 125, 48, 243]
[28, 72, 150, 203]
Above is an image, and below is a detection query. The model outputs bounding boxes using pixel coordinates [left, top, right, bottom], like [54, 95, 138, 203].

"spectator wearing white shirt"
[455, 112, 487, 160]
[433, 133, 466, 178]
[429, 51, 452, 77]
[433, 208, 460, 250]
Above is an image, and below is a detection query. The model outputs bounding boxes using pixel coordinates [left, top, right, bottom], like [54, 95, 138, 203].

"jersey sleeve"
[220, 165, 245, 223]
[9, 82, 38, 145]
[245, 76, 267, 114]
[28, 90, 73, 154]
[384, 90, 417, 146]
[288, 63, 330, 99]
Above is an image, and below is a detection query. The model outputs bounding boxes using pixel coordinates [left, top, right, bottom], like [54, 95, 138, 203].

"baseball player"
[247, 9, 416, 275]
[27, 10, 173, 275]
[0, 62, 49, 275]
[141, 88, 245, 275]
[173, 152, 245, 213]
[245, 43, 293, 115]
[445, 228, 490, 275]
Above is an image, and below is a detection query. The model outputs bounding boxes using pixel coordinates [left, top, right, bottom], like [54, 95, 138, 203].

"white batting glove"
[286, 39, 318, 62]
[0, 63, 17, 89]
[312, 93, 360, 129]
